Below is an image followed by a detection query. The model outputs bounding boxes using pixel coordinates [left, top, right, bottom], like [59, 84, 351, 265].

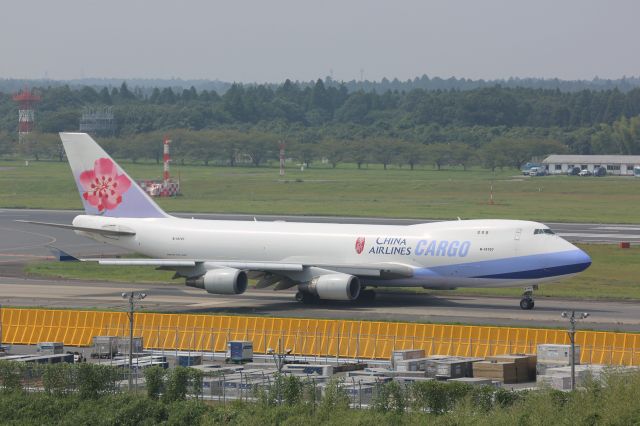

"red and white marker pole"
[489, 182, 495, 205]
[162, 137, 171, 195]
[279, 142, 285, 176]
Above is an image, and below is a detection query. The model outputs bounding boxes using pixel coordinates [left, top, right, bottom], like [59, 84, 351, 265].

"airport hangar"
[542, 154, 640, 175]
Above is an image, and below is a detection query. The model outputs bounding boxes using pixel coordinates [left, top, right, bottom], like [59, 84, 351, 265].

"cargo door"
[513, 227, 522, 255]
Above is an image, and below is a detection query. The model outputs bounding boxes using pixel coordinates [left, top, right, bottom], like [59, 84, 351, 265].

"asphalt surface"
[1, 208, 639, 331]
[0, 276, 637, 331]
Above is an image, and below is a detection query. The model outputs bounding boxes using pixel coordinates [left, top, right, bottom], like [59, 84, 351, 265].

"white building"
[542, 155, 640, 176]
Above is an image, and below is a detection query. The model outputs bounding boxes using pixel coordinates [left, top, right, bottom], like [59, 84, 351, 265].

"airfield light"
[122, 291, 148, 391]
[268, 338, 290, 373]
[561, 310, 590, 391]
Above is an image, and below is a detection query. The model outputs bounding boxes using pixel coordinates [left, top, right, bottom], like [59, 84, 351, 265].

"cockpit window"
[534, 228, 555, 235]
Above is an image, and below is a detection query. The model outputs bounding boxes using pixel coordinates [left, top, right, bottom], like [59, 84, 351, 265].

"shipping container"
[117, 336, 143, 355]
[37, 342, 64, 355]
[92, 336, 118, 358]
[177, 354, 202, 367]
[227, 341, 253, 362]
[537, 344, 580, 364]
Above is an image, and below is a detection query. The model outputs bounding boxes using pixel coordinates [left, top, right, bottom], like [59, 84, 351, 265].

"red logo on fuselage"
[355, 237, 366, 254]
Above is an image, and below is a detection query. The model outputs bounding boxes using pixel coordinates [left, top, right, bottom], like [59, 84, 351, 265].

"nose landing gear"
[519, 285, 538, 310]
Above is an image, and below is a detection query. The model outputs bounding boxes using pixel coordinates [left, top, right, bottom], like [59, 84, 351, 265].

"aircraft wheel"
[295, 291, 317, 304]
[520, 298, 534, 310]
[359, 289, 376, 302]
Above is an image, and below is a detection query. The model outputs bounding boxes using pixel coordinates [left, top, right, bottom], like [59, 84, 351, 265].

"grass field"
[2, 159, 640, 223]
[24, 244, 640, 301]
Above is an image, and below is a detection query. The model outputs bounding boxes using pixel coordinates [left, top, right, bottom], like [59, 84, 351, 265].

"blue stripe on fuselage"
[413, 249, 591, 280]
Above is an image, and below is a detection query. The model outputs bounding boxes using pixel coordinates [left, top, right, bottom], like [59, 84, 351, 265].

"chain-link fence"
[88, 322, 640, 367]
[4, 308, 640, 366]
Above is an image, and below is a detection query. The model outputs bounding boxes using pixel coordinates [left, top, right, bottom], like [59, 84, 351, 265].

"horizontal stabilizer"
[15, 220, 136, 236]
[47, 247, 79, 262]
[86, 259, 197, 267]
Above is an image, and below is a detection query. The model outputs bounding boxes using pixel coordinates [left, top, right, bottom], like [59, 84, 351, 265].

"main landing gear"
[294, 288, 377, 304]
[295, 291, 318, 304]
[358, 289, 376, 302]
[519, 285, 538, 310]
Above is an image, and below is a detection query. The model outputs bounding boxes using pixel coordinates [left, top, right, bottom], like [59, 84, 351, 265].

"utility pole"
[561, 310, 589, 391]
[122, 292, 146, 391]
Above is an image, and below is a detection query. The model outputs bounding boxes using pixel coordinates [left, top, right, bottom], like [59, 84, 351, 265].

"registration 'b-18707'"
[19, 133, 591, 310]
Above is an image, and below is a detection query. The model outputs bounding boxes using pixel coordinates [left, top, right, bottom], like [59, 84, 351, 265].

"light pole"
[561, 310, 589, 391]
[122, 291, 146, 391]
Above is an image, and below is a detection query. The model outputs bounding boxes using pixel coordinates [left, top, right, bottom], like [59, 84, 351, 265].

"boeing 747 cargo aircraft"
[19, 133, 591, 310]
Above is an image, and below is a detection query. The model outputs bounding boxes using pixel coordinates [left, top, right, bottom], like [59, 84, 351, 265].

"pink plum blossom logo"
[79, 158, 131, 212]
[355, 237, 366, 254]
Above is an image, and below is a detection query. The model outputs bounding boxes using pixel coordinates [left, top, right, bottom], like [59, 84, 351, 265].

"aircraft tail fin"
[59, 132, 168, 218]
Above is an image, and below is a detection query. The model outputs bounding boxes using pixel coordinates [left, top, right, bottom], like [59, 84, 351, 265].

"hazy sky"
[1, 0, 638, 82]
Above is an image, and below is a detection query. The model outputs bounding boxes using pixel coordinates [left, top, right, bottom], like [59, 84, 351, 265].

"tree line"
[1, 81, 640, 132]
[3, 115, 639, 170]
[1, 81, 640, 165]
[3, 74, 640, 96]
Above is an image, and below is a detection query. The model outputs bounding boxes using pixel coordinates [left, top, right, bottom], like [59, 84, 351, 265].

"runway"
[0, 274, 637, 331]
[1, 208, 639, 331]
[2, 208, 639, 263]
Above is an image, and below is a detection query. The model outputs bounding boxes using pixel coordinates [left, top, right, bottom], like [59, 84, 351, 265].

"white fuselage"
[73, 215, 591, 289]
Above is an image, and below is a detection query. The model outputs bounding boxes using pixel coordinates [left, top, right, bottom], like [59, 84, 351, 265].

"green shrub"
[0, 360, 25, 392]
[411, 380, 472, 414]
[163, 366, 190, 402]
[319, 377, 350, 415]
[166, 399, 208, 426]
[372, 380, 407, 414]
[189, 368, 204, 399]
[470, 385, 494, 413]
[43, 363, 75, 395]
[494, 387, 520, 408]
[282, 374, 304, 406]
[144, 366, 165, 400]
[77, 363, 119, 399]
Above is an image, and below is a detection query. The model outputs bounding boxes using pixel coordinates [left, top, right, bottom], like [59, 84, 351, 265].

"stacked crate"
[390, 349, 425, 369]
[486, 354, 537, 382]
[472, 360, 518, 384]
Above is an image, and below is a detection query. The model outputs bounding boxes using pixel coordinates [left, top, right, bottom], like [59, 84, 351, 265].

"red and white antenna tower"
[279, 141, 286, 176]
[161, 136, 171, 196]
[12, 86, 41, 143]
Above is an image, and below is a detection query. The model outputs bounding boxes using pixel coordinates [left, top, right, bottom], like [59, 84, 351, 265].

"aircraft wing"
[79, 258, 414, 278]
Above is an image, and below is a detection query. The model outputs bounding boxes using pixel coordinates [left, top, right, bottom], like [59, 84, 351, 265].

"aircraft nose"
[572, 246, 592, 273]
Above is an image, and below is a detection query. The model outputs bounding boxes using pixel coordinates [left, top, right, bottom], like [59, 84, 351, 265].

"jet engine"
[299, 274, 361, 301]
[186, 268, 248, 295]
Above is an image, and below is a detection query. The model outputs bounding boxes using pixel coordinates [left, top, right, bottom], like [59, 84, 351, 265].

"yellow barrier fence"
[2, 308, 640, 365]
